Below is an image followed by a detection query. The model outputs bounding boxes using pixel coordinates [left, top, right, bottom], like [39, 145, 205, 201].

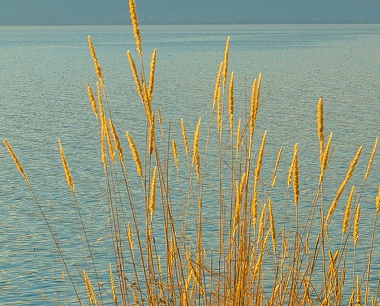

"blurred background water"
[1, 24, 380, 304]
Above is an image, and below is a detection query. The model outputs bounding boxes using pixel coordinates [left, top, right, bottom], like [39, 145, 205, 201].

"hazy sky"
[0, 0, 379, 25]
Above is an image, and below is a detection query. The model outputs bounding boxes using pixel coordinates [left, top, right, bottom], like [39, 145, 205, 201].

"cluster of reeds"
[4, 0, 380, 305]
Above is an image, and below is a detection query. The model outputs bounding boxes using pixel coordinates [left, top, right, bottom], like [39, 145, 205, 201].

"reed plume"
[149, 113, 155, 155]
[87, 83, 98, 119]
[342, 186, 355, 234]
[3, 139, 29, 184]
[258, 204, 266, 241]
[364, 137, 378, 181]
[250, 78, 258, 141]
[317, 96, 324, 159]
[148, 49, 157, 102]
[320, 132, 333, 180]
[292, 143, 300, 206]
[109, 264, 118, 305]
[213, 62, 223, 109]
[128, 0, 142, 57]
[229, 71, 234, 131]
[127, 50, 143, 99]
[357, 275, 361, 305]
[271, 147, 283, 189]
[192, 118, 201, 164]
[252, 131, 267, 227]
[236, 118, 241, 157]
[375, 184, 380, 214]
[172, 140, 179, 170]
[268, 198, 277, 254]
[150, 167, 157, 221]
[84, 270, 99, 306]
[109, 119, 124, 164]
[126, 131, 143, 177]
[128, 223, 134, 250]
[58, 139, 74, 192]
[87, 36, 104, 88]
[222, 37, 230, 91]
[193, 118, 202, 182]
[181, 118, 189, 158]
[329, 146, 362, 218]
[233, 173, 246, 238]
[354, 204, 360, 247]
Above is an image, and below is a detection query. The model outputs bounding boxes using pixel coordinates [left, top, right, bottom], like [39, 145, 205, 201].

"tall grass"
[4, 1, 380, 305]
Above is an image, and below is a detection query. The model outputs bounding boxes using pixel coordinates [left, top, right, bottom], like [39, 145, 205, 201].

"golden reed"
[3, 139, 29, 184]
[88, 36, 104, 88]
[128, 0, 142, 58]
[58, 139, 75, 192]
[126, 131, 143, 177]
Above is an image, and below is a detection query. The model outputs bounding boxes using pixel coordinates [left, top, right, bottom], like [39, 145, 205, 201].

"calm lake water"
[1, 24, 380, 304]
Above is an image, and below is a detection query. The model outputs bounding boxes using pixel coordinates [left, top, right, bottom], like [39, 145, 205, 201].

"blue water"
[1, 24, 380, 304]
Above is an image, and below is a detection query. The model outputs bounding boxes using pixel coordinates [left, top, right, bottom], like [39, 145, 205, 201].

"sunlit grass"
[4, 1, 380, 305]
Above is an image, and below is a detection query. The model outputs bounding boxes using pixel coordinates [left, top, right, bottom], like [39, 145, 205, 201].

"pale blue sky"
[0, 0, 379, 25]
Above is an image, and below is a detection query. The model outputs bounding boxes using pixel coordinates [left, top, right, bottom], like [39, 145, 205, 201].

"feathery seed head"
[181, 118, 189, 158]
[222, 36, 230, 91]
[354, 204, 360, 247]
[58, 139, 74, 192]
[128, 0, 142, 57]
[87, 83, 98, 119]
[229, 71, 234, 131]
[317, 96, 325, 159]
[150, 167, 157, 221]
[87, 36, 104, 88]
[148, 49, 157, 102]
[126, 131, 142, 177]
[3, 139, 29, 183]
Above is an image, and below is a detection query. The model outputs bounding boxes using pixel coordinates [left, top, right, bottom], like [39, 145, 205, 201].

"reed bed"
[4, 1, 380, 305]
